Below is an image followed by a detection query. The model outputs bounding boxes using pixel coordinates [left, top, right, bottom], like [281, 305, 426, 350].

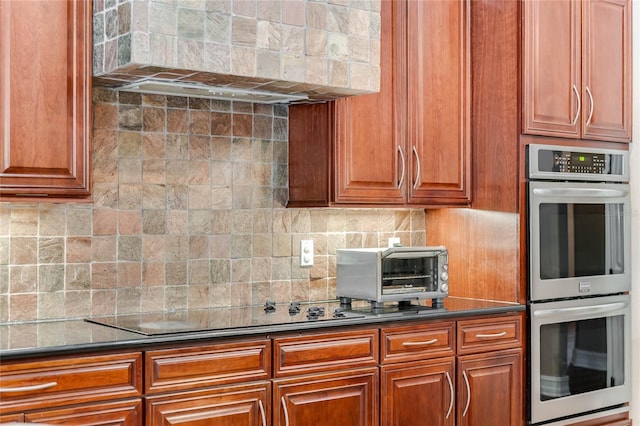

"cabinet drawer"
[0, 352, 142, 414]
[146, 339, 271, 394]
[24, 398, 142, 425]
[381, 321, 455, 364]
[146, 382, 270, 426]
[457, 314, 522, 355]
[274, 329, 378, 377]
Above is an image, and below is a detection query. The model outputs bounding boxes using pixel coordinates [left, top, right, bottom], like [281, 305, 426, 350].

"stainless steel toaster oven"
[336, 246, 449, 307]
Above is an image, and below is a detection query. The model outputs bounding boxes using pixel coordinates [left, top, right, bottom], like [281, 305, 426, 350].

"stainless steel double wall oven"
[526, 144, 631, 425]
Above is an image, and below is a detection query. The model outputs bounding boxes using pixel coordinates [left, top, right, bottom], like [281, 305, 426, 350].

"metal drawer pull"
[258, 399, 266, 426]
[585, 86, 594, 126]
[475, 331, 506, 338]
[281, 396, 290, 426]
[398, 145, 406, 189]
[445, 371, 454, 419]
[402, 338, 438, 346]
[571, 84, 581, 125]
[0, 382, 58, 393]
[462, 370, 471, 417]
[412, 146, 421, 189]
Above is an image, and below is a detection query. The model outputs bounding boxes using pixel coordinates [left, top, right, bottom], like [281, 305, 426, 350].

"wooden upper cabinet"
[523, 0, 631, 143]
[288, 0, 471, 207]
[0, 0, 92, 200]
[405, 0, 471, 205]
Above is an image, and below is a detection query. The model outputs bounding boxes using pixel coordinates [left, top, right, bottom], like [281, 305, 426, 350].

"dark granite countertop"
[0, 297, 524, 360]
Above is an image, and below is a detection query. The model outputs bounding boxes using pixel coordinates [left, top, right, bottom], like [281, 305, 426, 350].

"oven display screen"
[538, 203, 625, 279]
[539, 315, 625, 401]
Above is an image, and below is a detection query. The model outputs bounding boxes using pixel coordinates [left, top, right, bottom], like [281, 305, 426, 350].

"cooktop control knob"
[441, 283, 449, 292]
[288, 302, 301, 314]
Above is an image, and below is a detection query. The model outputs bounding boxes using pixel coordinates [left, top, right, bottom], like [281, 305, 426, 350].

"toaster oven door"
[381, 254, 439, 296]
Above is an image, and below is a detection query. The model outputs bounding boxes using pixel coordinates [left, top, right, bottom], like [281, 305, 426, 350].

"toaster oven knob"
[440, 271, 449, 282]
[441, 283, 448, 292]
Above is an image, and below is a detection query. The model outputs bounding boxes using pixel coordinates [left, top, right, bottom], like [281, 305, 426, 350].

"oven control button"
[440, 271, 449, 282]
[579, 282, 591, 292]
[441, 283, 448, 292]
[442, 264, 448, 271]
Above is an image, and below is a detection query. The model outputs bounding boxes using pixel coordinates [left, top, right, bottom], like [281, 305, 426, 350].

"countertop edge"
[0, 303, 525, 361]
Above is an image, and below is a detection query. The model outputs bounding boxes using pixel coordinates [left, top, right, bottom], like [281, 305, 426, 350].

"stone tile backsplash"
[0, 87, 425, 323]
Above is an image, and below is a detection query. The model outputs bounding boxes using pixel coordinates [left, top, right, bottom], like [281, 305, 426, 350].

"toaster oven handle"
[402, 339, 438, 347]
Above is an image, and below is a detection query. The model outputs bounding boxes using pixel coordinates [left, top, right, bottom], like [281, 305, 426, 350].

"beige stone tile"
[92, 262, 117, 289]
[189, 259, 211, 284]
[281, 25, 304, 54]
[271, 257, 291, 281]
[142, 261, 165, 287]
[9, 265, 37, 293]
[94, 209, 118, 236]
[117, 262, 142, 287]
[166, 261, 188, 285]
[10, 237, 37, 265]
[291, 279, 310, 301]
[306, 56, 328, 85]
[92, 236, 117, 262]
[37, 292, 65, 320]
[140, 286, 165, 313]
[9, 293, 37, 322]
[256, 49, 281, 79]
[231, 258, 251, 283]
[209, 282, 231, 307]
[119, 210, 143, 235]
[188, 284, 210, 309]
[116, 287, 142, 314]
[306, 2, 327, 30]
[252, 234, 272, 257]
[66, 237, 92, 263]
[251, 257, 271, 282]
[272, 233, 291, 257]
[142, 235, 166, 261]
[10, 208, 38, 236]
[251, 281, 270, 305]
[65, 264, 91, 291]
[118, 183, 144, 210]
[189, 235, 209, 259]
[65, 290, 92, 319]
[38, 238, 64, 264]
[94, 128, 118, 157]
[410, 209, 426, 231]
[38, 264, 64, 292]
[91, 289, 117, 316]
[309, 278, 328, 301]
[142, 183, 166, 209]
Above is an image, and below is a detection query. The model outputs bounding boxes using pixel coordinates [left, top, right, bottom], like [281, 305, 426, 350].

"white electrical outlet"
[300, 240, 314, 267]
[388, 237, 401, 248]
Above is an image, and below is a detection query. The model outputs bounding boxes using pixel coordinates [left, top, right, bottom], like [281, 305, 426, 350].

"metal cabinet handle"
[412, 146, 421, 189]
[571, 84, 581, 125]
[445, 371, 454, 419]
[281, 396, 290, 426]
[585, 86, 594, 126]
[258, 399, 266, 426]
[402, 338, 438, 347]
[475, 331, 506, 339]
[398, 145, 406, 189]
[0, 382, 58, 393]
[462, 370, 471, 417]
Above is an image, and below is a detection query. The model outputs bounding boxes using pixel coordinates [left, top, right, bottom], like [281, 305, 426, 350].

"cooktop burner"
[86, 301, 365, 336]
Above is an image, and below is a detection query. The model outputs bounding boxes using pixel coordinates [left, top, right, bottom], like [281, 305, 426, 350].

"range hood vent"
[118, 80, 309, 104]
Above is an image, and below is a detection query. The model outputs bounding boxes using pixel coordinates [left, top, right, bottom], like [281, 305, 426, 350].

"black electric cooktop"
[85, 301, 367, 336]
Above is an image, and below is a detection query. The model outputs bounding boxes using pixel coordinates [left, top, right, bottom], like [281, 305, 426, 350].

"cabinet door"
[24, 399, 141, 426]
[146, 382, 270, 426]
[581, 0, 631, 142]
[522, 0, 581, 139]
[457, 349, 522, 426]
[274, 368, 378, 426]
[380, 358, 455, 426]
[406, 0, 471, 205]
[0, 0, 92, 200]
[333, 0, 404, 205]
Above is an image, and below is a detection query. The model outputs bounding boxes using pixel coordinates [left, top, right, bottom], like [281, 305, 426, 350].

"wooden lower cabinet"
[146, 382, 270, 426]
[456, 349, 522, 426]
[273, 368, 378, 426]
[24, 399, 142, 425]
[381, 358, 455, 426]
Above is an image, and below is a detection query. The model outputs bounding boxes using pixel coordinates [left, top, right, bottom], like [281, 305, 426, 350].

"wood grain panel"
[145, 339, 271, 394]
[0, 352, 142, 414]
[24, 399, 141, 426]
[457, 314, 522, 355]
[381, 321, 455, 365]
[274, 329, 378, 377]
[0, 0, 92, 199]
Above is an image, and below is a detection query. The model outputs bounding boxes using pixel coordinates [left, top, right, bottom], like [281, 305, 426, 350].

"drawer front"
[274, 329, 378, 377]
[457, 314, 522, 355]
[146, 339, 271, 394]
[0, 352, 142, 414]
[381, 321, 455, 364]
[24, 398, 142, 425]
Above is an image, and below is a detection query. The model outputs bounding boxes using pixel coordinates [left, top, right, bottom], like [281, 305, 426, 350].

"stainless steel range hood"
[117, 80, 309, 104]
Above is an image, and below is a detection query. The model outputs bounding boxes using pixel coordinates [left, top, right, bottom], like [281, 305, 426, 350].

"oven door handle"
[532, 187, 628, 198]
[533, 302, 628, 319]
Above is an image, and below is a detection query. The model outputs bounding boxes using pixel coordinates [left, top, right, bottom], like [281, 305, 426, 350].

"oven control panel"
[527, 144, 629, 182]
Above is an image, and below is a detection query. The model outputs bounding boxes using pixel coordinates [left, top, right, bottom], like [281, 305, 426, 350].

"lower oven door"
[529, 294, 631, 424]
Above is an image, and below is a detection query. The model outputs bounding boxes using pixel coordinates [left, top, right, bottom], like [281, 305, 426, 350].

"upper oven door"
[529, 295, 631, 424]
[528, 181, 630, 301]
